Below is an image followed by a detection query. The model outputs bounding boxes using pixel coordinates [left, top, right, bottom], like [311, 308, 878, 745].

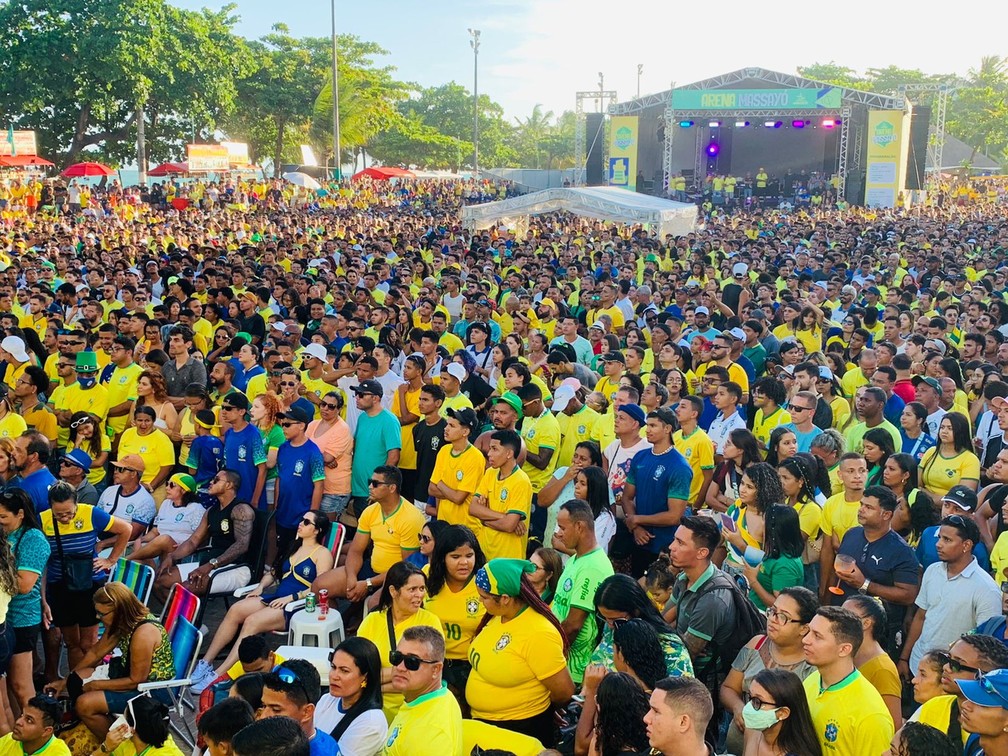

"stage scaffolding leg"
[837, 106, 851, 200]
[662, 105, 674, 196]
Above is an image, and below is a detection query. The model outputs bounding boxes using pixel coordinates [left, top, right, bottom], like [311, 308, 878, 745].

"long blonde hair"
[95, 582, 151, 639]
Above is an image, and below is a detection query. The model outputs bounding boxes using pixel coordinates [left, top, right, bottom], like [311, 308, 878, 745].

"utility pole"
[637, 63, 643, 98]
[136, 100, 146, 187]
[331, 0, 341, 179]
[468, 28, 480, 177]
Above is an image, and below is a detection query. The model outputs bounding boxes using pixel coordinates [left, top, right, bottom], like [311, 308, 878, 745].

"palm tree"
[514, 104, 554, 169]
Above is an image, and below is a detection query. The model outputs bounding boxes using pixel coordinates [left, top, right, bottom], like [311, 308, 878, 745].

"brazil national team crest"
[495, 633, 512, 652]
[578, 425, 586, 435]
[500, 488, 508, 502]
[466, 598, 480, 617]
[385, 725, 401, 749]
[456, 470, 464, 481]
[653, 465, 665, 481]
[238, 444, 247, 461]
[74, 519, 85, 530]
[824, 721, 839, 743]
[294, 459, 304, 475]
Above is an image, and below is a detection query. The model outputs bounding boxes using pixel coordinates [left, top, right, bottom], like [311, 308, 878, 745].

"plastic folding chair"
[138, 616, 203, 749]
[159, 583, 201, 638]
[111, 558, 155, 606]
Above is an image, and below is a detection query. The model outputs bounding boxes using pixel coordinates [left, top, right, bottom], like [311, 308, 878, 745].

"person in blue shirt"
[917, 484, 992, 573]
[623, 407, 693, 578]
[12, 430, 57, 513]
[273, 407, 325, 555]
[186, 409, 225, 490]
[260, 660, 341, 756]
[221, 394, 267, 508]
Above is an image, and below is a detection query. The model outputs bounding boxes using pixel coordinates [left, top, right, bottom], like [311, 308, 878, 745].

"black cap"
[221, 392, 250, 411]
[445, 407, 479, 430]
[277, 406, 311, 425]
[350, 379, 383, 398]
[600, 350, 626, 364]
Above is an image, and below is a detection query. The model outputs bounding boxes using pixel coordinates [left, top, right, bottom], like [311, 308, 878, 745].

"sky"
[174, 0, 1001, 121]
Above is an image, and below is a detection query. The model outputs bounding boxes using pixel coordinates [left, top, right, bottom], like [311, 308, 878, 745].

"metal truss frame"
[573, 90, 618, 186]
[662, 101, 674, 193]
[837, 106, 852, 197]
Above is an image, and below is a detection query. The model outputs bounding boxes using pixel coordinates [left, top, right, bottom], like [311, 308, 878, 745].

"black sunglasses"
[367, 478, 386, 487]
[272, 665, 310, 700]
[389, 650, 438, 672]
[947, 657, 982, 676]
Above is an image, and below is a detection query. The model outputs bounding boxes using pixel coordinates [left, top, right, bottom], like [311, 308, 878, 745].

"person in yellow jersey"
[13, 366, 57, 442]
[439, 363, 473, 418]
[817, 453, 867, 602]
[515, 383, 559, 540]
[0, 695, 71, 756]
[751, 377, 792, 451]
[801, 606, 893, 756]
[18, 293, 47, 340]
[470, 430, 533, 561]
[551, 384, 599, 469]
[422, 524, 486, 702]
[56, 352, 109, 442]
[102, 335, 144, 441]
[467, 559, 574, 747]
[382, 625, 463, 756]
[593, 352, 625, 403]
[0, 335, 31, 394]
[756, 167, 768, 192]
[672, 396, 715, 509]
[356, 561, 445, 725]
[429, 409, 485, 529]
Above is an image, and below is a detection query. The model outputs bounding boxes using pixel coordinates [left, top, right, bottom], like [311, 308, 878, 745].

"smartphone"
[720, 513, 737, 533]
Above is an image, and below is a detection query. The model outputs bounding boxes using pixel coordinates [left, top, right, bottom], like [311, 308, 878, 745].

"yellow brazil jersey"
[494, 372, 553, 403]
[438, 331, 465, 354]
[919, 448, 981, 498]
[0, 734, 71, 756]
[474, 465, 532, 561]
[61, 383, 110, 423]
[424, 577, 485, 660]
[430, 443, 484, 530]
[466, 608, 568, 721]
[820, 492, 861, 545]
[394, 386, 421, 470]
[439, 392, 474, 419]
[68, 434, 112, 487]
[357, 607, 445, 724]
[3, 360, 27, 393]
[794, 326, 824, 355]
[117, 427, 175, 486]
[18, 313, 47, 339]
[594, 375, 621, 404]
[802, 669, 893, 756]
[104, 362, 143, 435]
[840, 368, 868, 401]
[381, 683, 462, 756]
[300, 371, 334, 418]
[461, 721, 544, 756]
[752, 407, 792, 449]
[795, 497, 822, 540]
[225, 651, 286, 681]
[23, 402, 57, 443]
[357, 497, 425, 573]
[694, 360, 750, 395]
[830, 396, 851, 431]
[673, 427, 715, 505]
[44, 352, 60, 389]
[519, 408, 560, 493]
[587, 305, 625, 332]
[556, 405, 600, 469]
[915, 695, 968, 747]
[245, 372, 269, 403]
[0, 411, 26, 441]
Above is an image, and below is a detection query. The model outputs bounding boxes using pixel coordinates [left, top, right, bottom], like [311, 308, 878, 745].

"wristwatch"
[210, 558, 219, 568]
[859, 578, 871, 594]
[365, 577, 373, 590]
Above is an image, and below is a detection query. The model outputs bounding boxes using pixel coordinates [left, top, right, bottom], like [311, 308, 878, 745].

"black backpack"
[693, 571, 767, 677]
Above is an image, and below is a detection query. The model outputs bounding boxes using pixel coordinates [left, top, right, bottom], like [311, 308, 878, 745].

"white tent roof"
[461, 186, 698, 238]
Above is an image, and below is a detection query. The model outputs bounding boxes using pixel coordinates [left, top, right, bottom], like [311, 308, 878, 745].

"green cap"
[75, 351, 98, 373]
[492, 391, 523, 419]
[169, 473, 197, 493]
[475, 559, 536, 597]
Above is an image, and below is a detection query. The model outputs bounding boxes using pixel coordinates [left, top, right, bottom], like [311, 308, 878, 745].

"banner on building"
[671, 88, 842, 110]
[608, 115, 639, 190]
[187, 144, 230, 172]
[864, 109, 911, 208]
[1, 130, 38, 157]
[221, 141, 250, 168]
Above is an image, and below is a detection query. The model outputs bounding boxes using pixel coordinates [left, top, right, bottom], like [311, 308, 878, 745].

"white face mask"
[741, 700, 781, 731]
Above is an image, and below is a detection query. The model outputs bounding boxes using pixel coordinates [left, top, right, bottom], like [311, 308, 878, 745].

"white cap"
[301, 343, 328, 362]
[732, 262, 749, 276]
[270, 322, 288, 334]
[0, 336, 28, 363]
[551, 385, 576, 413]
[444, 362, 466, 382]
[695, 306, 710, 316]
[818, 366, 834, 380]
[589, 321, 607, 332]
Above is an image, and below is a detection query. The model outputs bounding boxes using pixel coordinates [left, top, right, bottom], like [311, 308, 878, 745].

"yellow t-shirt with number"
[424, 577, 485, 660]
[430, 443, 484, 530]
[466, 607, 568, 721]
[474, 466, 532, 561]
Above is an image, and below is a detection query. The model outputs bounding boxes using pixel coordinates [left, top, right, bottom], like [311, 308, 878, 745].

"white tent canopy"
[461, 186, 698, 238]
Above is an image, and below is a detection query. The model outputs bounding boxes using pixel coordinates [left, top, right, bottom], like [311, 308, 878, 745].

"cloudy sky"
[176, 0, 1000, 120]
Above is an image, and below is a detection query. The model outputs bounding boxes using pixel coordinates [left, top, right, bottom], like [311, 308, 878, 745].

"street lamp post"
[637, 63, 643, 98]
[468, 28, 480, 177]
[331, 0, 341, 179]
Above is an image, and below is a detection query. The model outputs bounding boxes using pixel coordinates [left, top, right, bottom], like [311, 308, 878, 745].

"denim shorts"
[320, 493, 351, 515]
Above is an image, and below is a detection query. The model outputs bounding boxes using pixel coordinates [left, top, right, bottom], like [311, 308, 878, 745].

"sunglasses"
[272, 665, 310, 700]
[300, 517, 317, 527]
[367, 479, 386, 487]
[595, 611, 628, 630]
[418, 533, 432, 544]
[320, 401, 339, 410]
[389, 650, 438, 672]
[280, 381, 297, 387]
[947, 657, 982, 676]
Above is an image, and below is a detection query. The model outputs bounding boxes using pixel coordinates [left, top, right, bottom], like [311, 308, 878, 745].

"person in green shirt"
[742, 504, 805, 612]
[551, 499, 614, 683]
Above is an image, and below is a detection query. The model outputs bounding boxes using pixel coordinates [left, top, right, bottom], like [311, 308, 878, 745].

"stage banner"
[864, 109, 911, 208]
[187, 144, 229, 172]
[671, 88, 841, 110]
[1, 130, 37, 156]
[221, 141, 250, 168]
[608, 115, 639, 190]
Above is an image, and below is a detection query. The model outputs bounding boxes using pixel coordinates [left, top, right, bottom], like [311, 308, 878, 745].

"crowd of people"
[0, 171, 1004, 756]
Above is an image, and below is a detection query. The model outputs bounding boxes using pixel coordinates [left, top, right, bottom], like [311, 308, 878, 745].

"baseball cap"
[491, 392, 523, 419]
[277, 406, 312, 425]
[728, 327, 746, 341]
[301, 343, 329, 362]
[444, 362, 466, 382]
[351, 379, 383, 398]
[551, 385, 576, 414]
[695, 306, 710, 316]
[62, 449, 92, 471]
[445, 407, 479, 430]
[221, 393, 250, 411]
[991, 396, 1008, 412]
[957, 669, 1008, 710]
[732, 262, 748, 277]
[912, 375, 943, 395]
[600, 351, 625, 364]
[0, 336, 29, 363]
[617, 403, 646, 427]
[170, 473, 197, 493]
[538, 298, 556, 311]
[941, 484, 978, 512]
[818, 366, 835, 381]
[112, 454, 146, 474]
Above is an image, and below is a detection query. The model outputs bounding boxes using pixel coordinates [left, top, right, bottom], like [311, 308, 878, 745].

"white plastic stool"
[275, 644, 333, 684]
[288, 609, 345, 649]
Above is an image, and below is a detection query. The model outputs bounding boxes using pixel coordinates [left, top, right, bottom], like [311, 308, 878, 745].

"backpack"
[693, 571, 767, 677]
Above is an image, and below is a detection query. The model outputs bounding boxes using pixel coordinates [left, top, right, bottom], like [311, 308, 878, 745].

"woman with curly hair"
[723, 462, 785, 569]
[131, 370, 178, 431]
[250, 392, 284, 508]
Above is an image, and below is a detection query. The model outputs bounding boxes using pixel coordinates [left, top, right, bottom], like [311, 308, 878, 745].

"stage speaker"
[585, 113, 605, 186]
[906, 106, 931, 191]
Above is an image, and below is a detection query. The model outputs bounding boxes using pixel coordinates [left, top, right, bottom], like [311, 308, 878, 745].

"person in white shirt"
[314, 637, 388, 756]
[707, 382, 747, 460]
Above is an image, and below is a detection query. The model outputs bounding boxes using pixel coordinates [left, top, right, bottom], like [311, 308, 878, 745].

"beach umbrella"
[282, 171, 322, 190]
[0, 155, 54, 167]
[62, 161, 114, 177]
[148, 162, 188, 176]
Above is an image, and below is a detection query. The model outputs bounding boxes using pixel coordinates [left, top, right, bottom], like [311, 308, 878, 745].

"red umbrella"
[351, 166, 416, 181]
[61, 161, 114, 177]
[0, 155, 54, 167]
[149, 162, 189, 177]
